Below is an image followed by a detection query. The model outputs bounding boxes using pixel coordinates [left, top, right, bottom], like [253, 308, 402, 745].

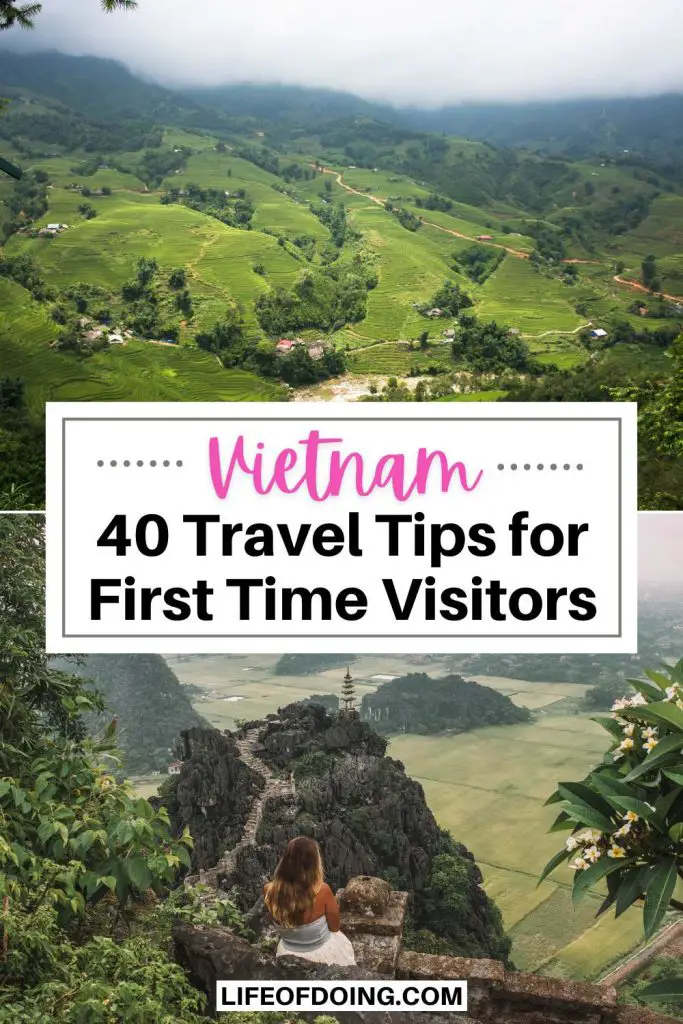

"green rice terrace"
[1, 53, 682, 506]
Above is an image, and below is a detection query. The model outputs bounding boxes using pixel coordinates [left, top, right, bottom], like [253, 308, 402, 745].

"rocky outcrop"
[163, 727, 263, 872]
[258, 701, 387, 767]
[169, 703, 509, 962]
[199, 728, 295, 888]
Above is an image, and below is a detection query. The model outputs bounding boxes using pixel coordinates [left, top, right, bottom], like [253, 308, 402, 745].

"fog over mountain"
[639, 514, 683, 584]
[3, 0, 683, 107]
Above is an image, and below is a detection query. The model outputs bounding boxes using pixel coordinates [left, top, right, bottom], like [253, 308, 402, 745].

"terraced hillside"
[1, 55, 682, 507]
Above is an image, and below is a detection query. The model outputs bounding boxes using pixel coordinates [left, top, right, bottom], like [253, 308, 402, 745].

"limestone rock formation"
[161, 727, 263, 871]
[165, 702, 510, 962]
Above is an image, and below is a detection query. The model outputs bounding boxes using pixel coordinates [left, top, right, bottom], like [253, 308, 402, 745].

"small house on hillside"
[508, 327, 521, 336]
[443, 328, 455, 339]
[477, 234, 493, 241]
[276, 339, 294, 354]
[425, 308, 444, 318]
[591, 328, 608, 339]
[308, 343, 325, 360]
[108, 333, 125, 345]
[168, 760, 183, 775]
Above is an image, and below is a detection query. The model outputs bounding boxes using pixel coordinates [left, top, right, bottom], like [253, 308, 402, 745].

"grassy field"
[167, 654, 644, 979]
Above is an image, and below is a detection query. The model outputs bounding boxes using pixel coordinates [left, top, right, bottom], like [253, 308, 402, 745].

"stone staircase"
[194, 725, 295, 891]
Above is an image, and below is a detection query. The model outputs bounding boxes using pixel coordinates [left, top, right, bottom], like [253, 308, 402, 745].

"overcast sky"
[3, 0, 683, 107]
[639, 514, 683, 584]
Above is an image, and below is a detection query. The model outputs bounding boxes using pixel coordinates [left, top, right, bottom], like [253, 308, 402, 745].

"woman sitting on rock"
[264, 836, 356, 965]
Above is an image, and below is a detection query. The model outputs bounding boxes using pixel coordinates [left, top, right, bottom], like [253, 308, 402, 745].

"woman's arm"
[324, 885, 341, 932]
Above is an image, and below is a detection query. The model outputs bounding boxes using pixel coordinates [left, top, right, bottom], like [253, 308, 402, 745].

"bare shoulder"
[321, 882, 337, 900]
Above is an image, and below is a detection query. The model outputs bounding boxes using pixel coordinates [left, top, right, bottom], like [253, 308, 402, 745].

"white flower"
[584, 845, 601, 863]
[607, 845, 626, 859]
[643, 737, 659, 753]
[612, 699, 629, 711]
[578, 829, 602, 844]
[666, 686, 678, 701]
[623, 722, 636, 737]
[676, 699, 683, 711]
[573, 857, 589, 871]
[631, 693, 647, 706]
[614, 823, 631, 838]
[566, 836, 580, 852]
[619, 737, 635, 752]
[623, 811, 639, 823]
[642, 726, 658, 739]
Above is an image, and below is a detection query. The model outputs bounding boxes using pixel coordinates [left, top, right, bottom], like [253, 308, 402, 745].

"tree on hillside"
[642, 254, 661, 293]
[0, 0, 136, 30]
[541, 657, 683, 1005]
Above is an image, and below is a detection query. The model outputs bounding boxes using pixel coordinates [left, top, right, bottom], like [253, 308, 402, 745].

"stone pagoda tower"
[340, 667, 358, 717]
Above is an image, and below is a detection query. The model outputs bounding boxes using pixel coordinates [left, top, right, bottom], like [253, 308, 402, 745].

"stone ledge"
[340, 890, 409, 936]
[397, 951, 505, 984]
[616, 1008, 683, 1024]
[351, 932, 402, 975]
[500, 971, 617, 1011]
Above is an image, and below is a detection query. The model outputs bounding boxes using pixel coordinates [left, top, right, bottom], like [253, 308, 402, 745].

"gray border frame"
[61, 416, 622, 639]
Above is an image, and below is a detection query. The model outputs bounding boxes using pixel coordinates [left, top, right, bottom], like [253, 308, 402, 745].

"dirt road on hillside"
[613, 275, 683, 304]
[314, 165, 529, 257]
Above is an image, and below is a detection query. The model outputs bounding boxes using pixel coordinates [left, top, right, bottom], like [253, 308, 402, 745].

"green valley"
[1, 53, 682, 508]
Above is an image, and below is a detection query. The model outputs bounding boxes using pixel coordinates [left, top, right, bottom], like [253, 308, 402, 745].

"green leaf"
[637, 701, 683, 732]
[605, 795, 665, 831]
[538, 847, 571, 885]
[573, 857, 632, 903]
[591, 772, 646, 802]
[643, 858, 677, 938]
[125, 856, 152, 891]
[37, 819, 56, 843]
[615, 865, 648, 918]
[176, 845, 192, 869]
[663, 770, 683, 786]
[548, 811, 575, 833]
[644, 670, 676, 691]
[557, 782, 615, 820]
[668, 823, 683, 843]
[562, 802, 615, 834]
[99, 875, 117, 892]
[590, 716, 626, 740]
[640, 977, 683, 1003]
[625, 734, 683, 781]
[655, 786, 682, 820]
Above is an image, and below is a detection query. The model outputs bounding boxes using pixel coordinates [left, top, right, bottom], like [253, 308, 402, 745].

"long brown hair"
[264, 836, 324, 928]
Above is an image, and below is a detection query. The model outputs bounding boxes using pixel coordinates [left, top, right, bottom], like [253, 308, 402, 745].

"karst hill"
[359, 672, 530, 735]
[162, 701, 510, 962]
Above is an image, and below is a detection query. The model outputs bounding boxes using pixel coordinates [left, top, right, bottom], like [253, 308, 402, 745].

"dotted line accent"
[497, 463, 583, 471]
[97, 460, 183, 468]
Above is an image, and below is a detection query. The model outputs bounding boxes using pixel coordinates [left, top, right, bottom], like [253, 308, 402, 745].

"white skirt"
[276, 930, 356, 966]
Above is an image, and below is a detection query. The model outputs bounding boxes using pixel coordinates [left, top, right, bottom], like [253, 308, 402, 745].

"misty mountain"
[2, 50, 683, 169]
[54, 654, 206, 774]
